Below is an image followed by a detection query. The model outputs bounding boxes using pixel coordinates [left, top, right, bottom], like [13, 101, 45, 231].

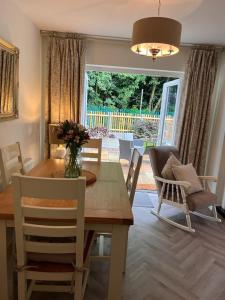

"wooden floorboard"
[13, 198, 225, 300]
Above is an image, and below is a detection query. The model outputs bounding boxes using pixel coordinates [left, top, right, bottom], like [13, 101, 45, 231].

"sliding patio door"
[157, 79, 181, 146]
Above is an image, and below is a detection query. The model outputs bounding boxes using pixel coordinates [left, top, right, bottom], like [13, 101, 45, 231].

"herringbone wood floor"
[20, 195, 225, 300]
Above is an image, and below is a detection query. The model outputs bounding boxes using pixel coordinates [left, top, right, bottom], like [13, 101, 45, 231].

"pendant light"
[131, 0, 182, 61]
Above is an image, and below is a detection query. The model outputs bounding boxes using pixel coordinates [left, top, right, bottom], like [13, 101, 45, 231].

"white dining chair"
[0, 142, 25, 191]
[12, 174, 95, 300]
[126, 148, 143, 207]
[81, 138, 102, 163]
[97, 148, 143, 257]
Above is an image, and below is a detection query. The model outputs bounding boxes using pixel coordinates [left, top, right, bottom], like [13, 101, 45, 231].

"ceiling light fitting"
[131, 0, 182, 61]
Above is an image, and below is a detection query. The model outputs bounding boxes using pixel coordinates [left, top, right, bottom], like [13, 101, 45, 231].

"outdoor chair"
[133, 138, 144, 148]
[119, 139, 144, 162]
[149, 146, 221, 232]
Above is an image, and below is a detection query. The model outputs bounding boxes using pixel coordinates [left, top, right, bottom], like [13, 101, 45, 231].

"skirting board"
[216, 206, 225, 219]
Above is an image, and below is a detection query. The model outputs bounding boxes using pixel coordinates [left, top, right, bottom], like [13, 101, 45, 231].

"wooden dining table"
[0, 159, 133, 300]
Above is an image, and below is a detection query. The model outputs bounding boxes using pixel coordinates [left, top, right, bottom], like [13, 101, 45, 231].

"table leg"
[123, 229, 128, 274]
[0, 220, 9, 300]
[108, 225, 129, 300]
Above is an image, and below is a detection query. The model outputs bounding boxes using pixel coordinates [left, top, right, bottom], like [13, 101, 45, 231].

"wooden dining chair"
[126, 148, 143, 206]
[0, 142, 25, 190]
[98, 148, 143, 257]
[81, 138, 102, 163]
[12, 174, 95, 300]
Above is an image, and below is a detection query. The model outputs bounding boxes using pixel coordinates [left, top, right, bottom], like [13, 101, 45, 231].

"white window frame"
[157, 79, 182, 146]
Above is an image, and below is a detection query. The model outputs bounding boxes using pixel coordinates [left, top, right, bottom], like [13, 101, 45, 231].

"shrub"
[133, 120, 158, 139]
[88, 126, 113, 138]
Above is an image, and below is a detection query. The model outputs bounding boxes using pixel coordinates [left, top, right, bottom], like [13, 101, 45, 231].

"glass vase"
[64, 147, 82, 178]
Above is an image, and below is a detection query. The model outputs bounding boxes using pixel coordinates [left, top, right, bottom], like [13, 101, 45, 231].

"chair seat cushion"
[187, 191, 217, 211]
[27, 230, 95, 272]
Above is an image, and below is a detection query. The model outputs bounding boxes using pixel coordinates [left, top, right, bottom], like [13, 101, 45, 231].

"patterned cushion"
[161, 153, 182, 180]
[172, 163, 203, 195]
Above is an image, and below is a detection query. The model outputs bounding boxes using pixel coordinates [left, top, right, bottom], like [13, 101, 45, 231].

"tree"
[87, 71, 177, 113]
[148, 77, 160, 111]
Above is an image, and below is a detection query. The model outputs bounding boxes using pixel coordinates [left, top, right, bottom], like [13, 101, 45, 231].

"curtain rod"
[0, 38, 19, 54]
[40, 30, 225, 49]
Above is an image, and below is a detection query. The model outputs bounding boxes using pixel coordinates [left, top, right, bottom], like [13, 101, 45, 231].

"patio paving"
[101, 137, 156, 191]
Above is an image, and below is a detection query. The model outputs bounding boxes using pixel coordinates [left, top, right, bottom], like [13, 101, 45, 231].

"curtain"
[0, 49, 16, 114]
[45, 33, 86, 157]
[178, 47, 218, 175]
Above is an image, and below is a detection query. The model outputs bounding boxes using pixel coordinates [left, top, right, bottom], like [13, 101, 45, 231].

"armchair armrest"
[154, 176, 191, 190]
[198, 176, 217, 182]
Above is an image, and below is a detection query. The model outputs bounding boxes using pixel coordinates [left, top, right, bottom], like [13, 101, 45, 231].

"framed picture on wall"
[0, 37, 19, 121]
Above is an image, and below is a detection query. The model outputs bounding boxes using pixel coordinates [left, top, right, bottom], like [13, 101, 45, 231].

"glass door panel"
[158, 79, 181, 145]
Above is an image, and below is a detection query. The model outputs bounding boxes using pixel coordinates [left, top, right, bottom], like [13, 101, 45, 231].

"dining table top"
[0, 159, 133, 225]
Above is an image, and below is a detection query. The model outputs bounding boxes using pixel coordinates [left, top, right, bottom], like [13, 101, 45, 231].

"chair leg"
[99, 235, 104, 256]
[82, 269, 89, 298]
[185, 212, 194, 231]
[190, 205, 222, 223]
[74, 271, 83, 300]
[212, 205, 222, 222]
[151, 208, 196, 233]
[27, 280, 35, 300]
[151, 202, 196, 233]
[18, 271, 27, 300]
[157, 198, 162, 214]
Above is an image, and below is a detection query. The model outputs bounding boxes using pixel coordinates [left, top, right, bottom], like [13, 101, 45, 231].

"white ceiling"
[12, 0, 225, 44]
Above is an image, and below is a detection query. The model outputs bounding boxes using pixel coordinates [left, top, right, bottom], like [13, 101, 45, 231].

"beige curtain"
[45, 33, 86, 157]
[0, 49, 15, 114]
[178, 47, 218, 175]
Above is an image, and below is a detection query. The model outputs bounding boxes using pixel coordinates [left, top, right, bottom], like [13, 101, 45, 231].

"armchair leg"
[157, 198, 162, 214]
[151, 209, 195, 233]
[190, 206, 222, 223]
[212, 205, 222, 222]
[185, 212, 194, 231]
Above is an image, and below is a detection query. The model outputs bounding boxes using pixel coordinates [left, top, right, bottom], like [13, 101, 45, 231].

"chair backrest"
[119, 139, 134, 161]
[0, 142, 24, 190]
[81, 138, 102, 163]
[12, 175, 86, 270]
[133, 139, 144, 147]
[149, 146, 180, 191]
[123, 132, 134, 140]
[126, 149, 143, 206]
[48, 124, 64, 145]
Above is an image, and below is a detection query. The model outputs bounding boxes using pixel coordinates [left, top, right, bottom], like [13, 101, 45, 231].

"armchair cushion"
[187, 191, 217, 211]
[149, 146, 180, 193]
[172, 163, 203, 195]
[161, 153, 182, 180]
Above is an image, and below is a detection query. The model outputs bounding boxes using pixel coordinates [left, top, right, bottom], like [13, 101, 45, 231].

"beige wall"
[86, 38, 191, 75]
[0, 0, 41, 165]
